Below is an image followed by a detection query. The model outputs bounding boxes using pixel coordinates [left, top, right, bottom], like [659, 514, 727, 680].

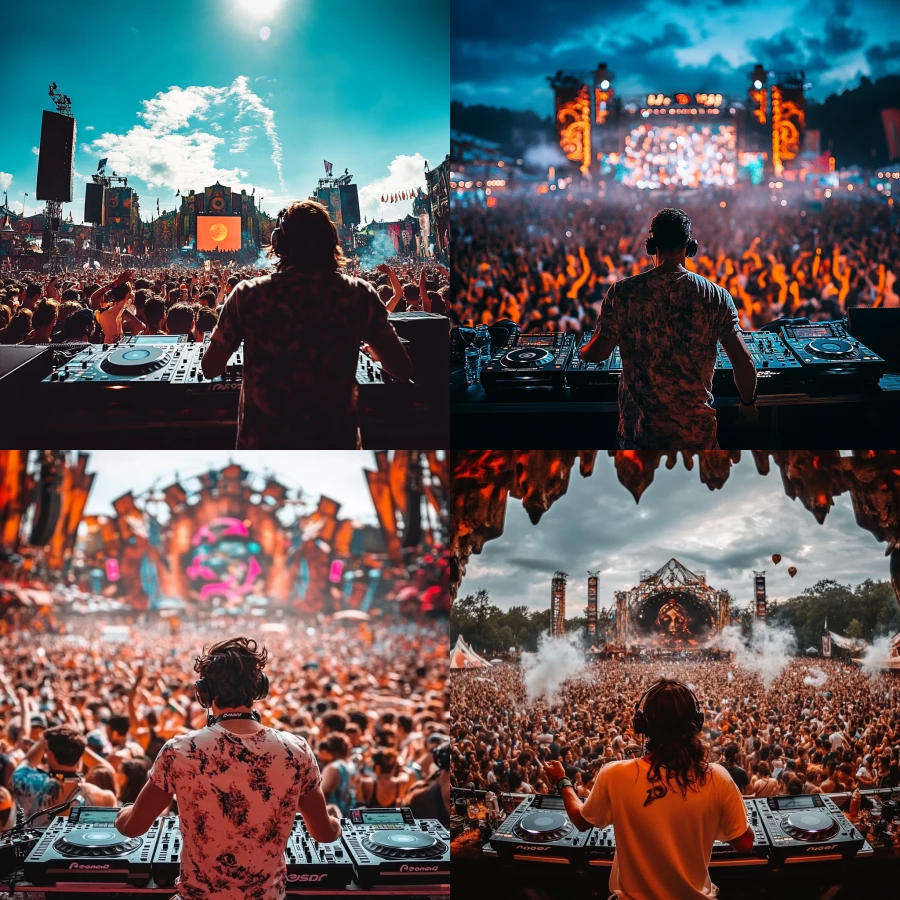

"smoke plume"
[522, 634, 585, 704]
[717, 622, 796, 687]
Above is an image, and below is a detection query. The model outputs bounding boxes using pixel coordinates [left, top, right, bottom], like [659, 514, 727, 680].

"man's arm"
[719, 329, 757, 405]
[728, 826, 755, 854]
[114, 781, 173, 837]
[16, 737, 46, 771]
[544, 760, 592, 831]
[297, 786, 342, 844]
[580, 331, 616, 364]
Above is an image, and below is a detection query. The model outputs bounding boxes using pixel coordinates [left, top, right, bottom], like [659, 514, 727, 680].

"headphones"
[645, 230, 699, 259]
[632, 679, 704, 738]
[432, 742, 451, 772]
[269, 208, 288, 255]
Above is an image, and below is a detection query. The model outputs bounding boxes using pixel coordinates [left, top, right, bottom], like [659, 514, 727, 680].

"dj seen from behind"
[544, 679, 754, 900]
[201, 200, 413, 449]
[114, 637, 341, 900]
[580, 208, 758, 450]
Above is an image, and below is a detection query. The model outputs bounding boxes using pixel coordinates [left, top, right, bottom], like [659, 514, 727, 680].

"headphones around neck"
[632, 679, 704, 738]
[270, 208, 288, 255]
[645, 231, 699, 259]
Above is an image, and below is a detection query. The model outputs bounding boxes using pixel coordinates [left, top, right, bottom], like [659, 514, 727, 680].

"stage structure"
[611, 558, 729, 648]
[587, 570, 599, 636]
[550, 571, 567, 636]
[754, 571, 767, 620]
[547, 62, 809, 183]
[1, 451, 447, 616]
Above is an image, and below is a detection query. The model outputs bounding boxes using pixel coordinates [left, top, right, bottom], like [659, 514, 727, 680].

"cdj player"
[778, 321, 885, 385]
[489, 795, 591, 865]
[340, 807, 449, 887]
[755, 794, 864, 864]
[480, 333, 575, 393]
[24, 806, 160, 886]
[713, 332, 803, 394]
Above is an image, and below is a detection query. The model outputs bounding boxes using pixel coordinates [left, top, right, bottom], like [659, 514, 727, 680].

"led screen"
[196, 216, 242, 251]
[622, 123, 737, 189]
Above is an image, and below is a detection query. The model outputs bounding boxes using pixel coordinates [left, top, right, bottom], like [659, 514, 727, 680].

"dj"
[544, 679, 753, 900]
[580, 208, 758, 449]
[201, 200, 413, 449]
[114, 637, 340, 900]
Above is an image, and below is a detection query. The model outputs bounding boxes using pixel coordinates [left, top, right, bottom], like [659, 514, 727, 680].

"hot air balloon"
[788, 566, 797, 578]
[772, 554, 782, 565]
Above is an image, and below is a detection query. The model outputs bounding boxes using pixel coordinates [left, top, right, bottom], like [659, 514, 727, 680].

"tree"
[844, 618, 864, 640]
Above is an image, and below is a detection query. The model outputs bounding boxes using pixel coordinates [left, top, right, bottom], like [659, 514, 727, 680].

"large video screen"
[622, 123, 737, 189]
[196, 215, 242, 251]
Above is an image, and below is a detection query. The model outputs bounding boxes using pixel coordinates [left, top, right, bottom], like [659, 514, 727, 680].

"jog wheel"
[501, 348, 553, 368]
[54, 828, 143, 857]
[513, 811, 572, 842]
[361, 830, 447, 859]
[781, 811, 840, 842]
[100, 346, 171, 376]
[805, 338, 858, 359]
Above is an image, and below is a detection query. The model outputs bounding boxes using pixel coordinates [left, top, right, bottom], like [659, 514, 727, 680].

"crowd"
[0, 257, 449, 346]
[451, 189, 900, 334]
[0, 616, 449, 837]
[450, 658, 900, 799]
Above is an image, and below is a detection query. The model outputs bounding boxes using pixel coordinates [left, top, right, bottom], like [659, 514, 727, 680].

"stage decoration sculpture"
[449, 452, 900, 623]
[552, 75, 592, 175]
[0, 451, 447, 616]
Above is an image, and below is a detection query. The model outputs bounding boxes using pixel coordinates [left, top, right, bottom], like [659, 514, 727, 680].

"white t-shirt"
[581, 758, 747, 900]
[149, 724, 322, 900]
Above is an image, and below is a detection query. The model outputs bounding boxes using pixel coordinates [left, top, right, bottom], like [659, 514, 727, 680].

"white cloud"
[86, 77, 285, 193]
[83, 125, 95, 131]
[31, 147, 40, 156]
[357, 153, 428, 224]
[230, 135, 254, 154]
[0, 172, 12, 191]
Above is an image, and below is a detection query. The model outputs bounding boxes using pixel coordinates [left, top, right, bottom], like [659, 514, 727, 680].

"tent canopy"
[450, 636, 492, 669]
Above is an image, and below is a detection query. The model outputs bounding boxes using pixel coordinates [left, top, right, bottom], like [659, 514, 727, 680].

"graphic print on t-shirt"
[643, 784, 668, 807]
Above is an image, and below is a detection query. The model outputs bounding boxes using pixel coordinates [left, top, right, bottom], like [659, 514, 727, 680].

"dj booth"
[1, 806, 449, 898]
[0, 311, 449, 449]
[451, 788, 900, 900]
[451, 317, 900, 448]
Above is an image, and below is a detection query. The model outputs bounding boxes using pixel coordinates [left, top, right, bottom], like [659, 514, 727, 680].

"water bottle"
[474, 325, 492, 367]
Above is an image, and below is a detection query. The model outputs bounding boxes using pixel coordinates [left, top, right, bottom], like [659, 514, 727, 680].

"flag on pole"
[324, 160, 333, 176]
[157, 198, 160, 215]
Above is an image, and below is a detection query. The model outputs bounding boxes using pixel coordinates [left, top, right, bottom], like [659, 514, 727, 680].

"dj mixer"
[712, 331, 803, 394]
[566, 333, 621, 398]
[285, 813, 354, 889]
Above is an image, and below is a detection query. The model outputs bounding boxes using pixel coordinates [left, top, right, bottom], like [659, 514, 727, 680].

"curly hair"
[650, 208, 692, 252]
[266, 200, 347, 274]
[44, 725, 87, 767]
[640, 679, 710, 797]
[194, 636, 268, 708]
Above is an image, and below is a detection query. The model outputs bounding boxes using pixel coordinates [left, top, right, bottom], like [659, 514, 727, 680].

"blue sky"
[452, 0, 900, 112]
[461, 453, 890, 613]
[1, 0, 448, 224]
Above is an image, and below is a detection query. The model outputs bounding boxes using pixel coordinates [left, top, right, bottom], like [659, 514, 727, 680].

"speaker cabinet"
[36, 111, 76, 202]
[84, 182, 106, 224]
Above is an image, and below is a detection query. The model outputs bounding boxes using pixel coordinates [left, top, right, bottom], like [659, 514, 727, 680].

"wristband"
[556, 777, 573, 793]
[740, 392, 757, 406]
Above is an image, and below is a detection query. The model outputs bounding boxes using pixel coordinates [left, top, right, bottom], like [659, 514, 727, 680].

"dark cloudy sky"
[452, 0, 900, 111]
[461, 453, 890, 614]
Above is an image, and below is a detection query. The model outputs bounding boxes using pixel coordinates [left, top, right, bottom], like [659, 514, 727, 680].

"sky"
[1, 0, 448, 224]
[81, 450, 381, 524]
[451, 0, 900, 113]
[461, 453, 891, 614]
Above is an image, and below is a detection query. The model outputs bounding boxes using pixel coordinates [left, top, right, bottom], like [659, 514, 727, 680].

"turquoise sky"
[1, 0, 448, 224]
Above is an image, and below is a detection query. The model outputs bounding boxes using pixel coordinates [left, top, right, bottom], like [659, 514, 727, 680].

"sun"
[234, 0, 282, 18]
[209, 223, 228, 242]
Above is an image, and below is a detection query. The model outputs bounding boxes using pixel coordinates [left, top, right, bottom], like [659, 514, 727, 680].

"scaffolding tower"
[551, 571, 568, 637]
